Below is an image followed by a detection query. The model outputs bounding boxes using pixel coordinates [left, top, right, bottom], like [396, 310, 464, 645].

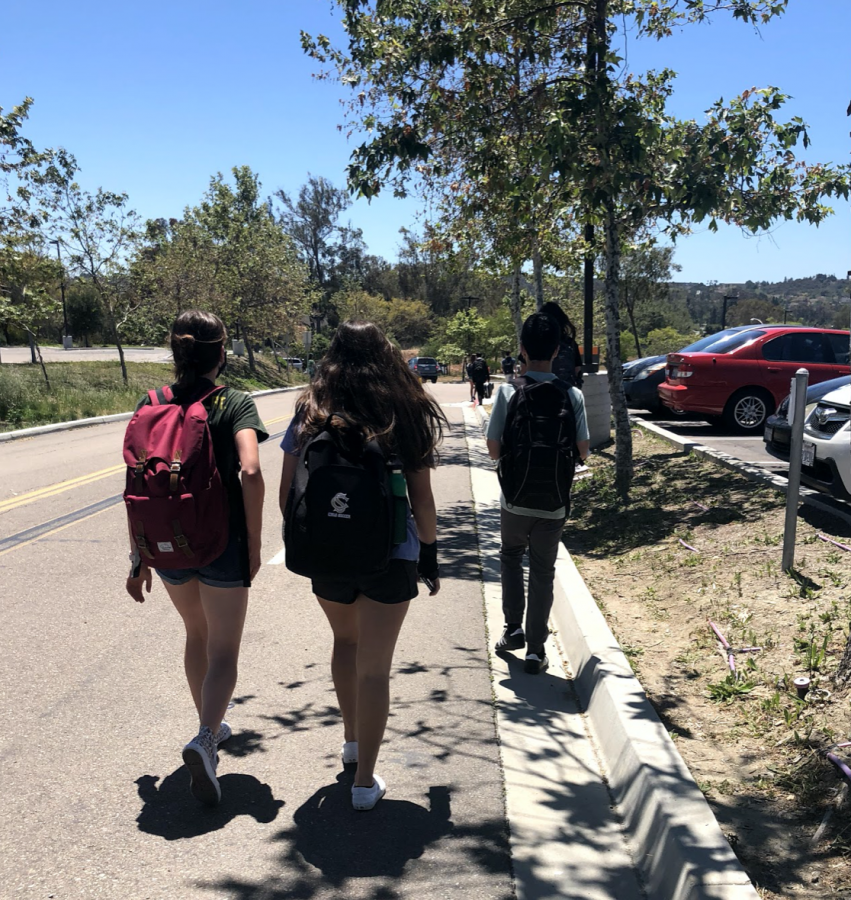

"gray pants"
[499, 508, 565, 648]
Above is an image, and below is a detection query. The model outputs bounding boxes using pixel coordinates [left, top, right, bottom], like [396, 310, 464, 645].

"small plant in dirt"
[708, 673, 756, 703]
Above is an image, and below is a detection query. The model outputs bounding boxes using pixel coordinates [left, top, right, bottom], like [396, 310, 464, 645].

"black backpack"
[471, 359, 488, 382]
[284, 414, 399, 579]
[497, 376, 577, 513]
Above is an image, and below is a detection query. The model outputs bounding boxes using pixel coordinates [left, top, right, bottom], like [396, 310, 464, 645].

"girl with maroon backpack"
[124, 310, 268, 806]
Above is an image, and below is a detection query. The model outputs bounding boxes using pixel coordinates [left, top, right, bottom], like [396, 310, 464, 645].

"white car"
[801, 383, 851, 502]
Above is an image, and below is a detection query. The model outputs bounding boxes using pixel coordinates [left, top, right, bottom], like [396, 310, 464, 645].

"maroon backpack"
[123, 384, 229, 569]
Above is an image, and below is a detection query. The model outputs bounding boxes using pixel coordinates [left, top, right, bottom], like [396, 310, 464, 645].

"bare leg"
[162, 579, 208, 716]
[316, 597, 359, 743]
[198, 584, 249, 734]
[353, 597, 410, 787]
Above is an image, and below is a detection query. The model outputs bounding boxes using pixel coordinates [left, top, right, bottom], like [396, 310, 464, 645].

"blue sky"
[2, 1, 848, 285]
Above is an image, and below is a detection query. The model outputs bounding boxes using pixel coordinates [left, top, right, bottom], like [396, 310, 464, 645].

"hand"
[428, 577, 441, 597]
[126, 564, 152, 604]
[249, 539, 262, 581]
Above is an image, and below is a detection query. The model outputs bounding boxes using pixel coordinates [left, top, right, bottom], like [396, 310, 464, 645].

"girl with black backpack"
[278, 320, 446, 810]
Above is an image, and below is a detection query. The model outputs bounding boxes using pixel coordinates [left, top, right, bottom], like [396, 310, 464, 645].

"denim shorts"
[157, 530, 248, 589]
[311, 559, 419, 605]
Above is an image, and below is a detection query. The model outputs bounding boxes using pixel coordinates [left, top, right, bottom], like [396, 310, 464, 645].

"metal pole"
[782, 367, 810, 571]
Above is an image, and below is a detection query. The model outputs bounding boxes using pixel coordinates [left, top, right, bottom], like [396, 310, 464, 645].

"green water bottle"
[391, 467, 408, 544]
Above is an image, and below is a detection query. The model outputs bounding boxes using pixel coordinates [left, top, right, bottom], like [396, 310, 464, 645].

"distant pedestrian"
[279, 319, 446, 810]
[124, 310, 268, 806]
[486, 313, 589, 674]
[470, 353, 490, 404]
[501, 350, 515, 377]
[540, 302, 583, 388]
[465, 353, 477, 400]
[307, 356, 316, 379]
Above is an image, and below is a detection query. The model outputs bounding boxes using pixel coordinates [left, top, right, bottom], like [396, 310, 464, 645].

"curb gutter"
[634, 418, 851, 527]
[0, 385, 303, 444]
[470, 405, 760, 900]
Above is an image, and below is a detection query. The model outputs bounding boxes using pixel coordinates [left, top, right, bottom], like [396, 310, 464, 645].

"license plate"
[802, 441, 815, 467]
[764, 425, 773, 442]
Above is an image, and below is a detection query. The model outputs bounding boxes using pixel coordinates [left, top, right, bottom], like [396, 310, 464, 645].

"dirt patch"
[565, 429, 851, 899]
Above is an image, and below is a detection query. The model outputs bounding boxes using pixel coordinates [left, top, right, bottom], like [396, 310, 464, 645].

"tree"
[439, 308, 489, 366]
[43, 180, 142, 383]
[272, 174, 351, 289]
[66, 280, 104, 346]
[0, 234, 61, 384]
[194, 166, 310, 372]
[306, 0, 850, 501]
[725, 297, 784, 327]
[621, 244, 686, 357]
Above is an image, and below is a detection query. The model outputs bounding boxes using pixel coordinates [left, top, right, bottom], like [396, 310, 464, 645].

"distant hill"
[672, 275, 850, 330]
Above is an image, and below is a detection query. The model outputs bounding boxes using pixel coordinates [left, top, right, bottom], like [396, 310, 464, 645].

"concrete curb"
[0, 385, 303, 444]
[468, 407, 760, 900]
[634, 418, 851, 527]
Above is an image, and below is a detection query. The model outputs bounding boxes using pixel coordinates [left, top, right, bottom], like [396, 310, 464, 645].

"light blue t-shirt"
[485, 372, 589, 519]
[280, 419, 420, 561]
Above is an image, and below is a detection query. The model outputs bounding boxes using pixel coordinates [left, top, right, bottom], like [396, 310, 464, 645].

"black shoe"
[495, 624, 525, 652]
[524, 647, 549, 674]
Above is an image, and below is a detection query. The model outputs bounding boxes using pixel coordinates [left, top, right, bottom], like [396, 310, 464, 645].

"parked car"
[623, 327, 754, 414]
[763, 375, 850, 458]
[408, 356, 440, 383]
[800, 382, 851, 502]
[282, 357, 303, 371]
[658, 325, 850, 433]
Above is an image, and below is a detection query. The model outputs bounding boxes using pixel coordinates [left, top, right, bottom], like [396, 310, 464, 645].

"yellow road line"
[0, 464, 125, 514]
[0, 505, 117, 557]
[0, 413, 292, 516]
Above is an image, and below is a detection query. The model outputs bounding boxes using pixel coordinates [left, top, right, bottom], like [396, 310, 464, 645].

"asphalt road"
[1, 346, 173, 364]
[629, 410, 790, 472]
[1, 384, 515, 900]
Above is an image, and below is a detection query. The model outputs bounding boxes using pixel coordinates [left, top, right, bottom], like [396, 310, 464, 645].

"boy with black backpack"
[485, 313, 589, 674]
[470, 354, 490, 404]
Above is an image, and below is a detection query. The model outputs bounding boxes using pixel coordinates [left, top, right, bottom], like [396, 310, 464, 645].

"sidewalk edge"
[0, 385, 303, 444]
[470, 405, 761, 900]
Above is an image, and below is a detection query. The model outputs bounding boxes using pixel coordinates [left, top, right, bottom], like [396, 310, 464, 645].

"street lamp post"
[721, 292, 738, 329]
[50, 239, 70, 347]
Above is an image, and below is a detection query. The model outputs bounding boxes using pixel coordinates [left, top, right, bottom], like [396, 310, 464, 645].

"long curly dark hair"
[294, 320, 447, 470]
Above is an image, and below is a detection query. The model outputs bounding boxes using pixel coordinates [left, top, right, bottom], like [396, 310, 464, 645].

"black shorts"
[311, 559, 419, 605]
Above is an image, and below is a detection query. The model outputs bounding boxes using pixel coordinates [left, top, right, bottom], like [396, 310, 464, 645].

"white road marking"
[267, 547, 287, 565]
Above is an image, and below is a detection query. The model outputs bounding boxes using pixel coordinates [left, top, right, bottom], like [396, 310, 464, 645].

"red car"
[658, 325, 851, 433]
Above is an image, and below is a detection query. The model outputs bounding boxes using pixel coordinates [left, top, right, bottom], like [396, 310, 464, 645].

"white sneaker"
[352, 774, 386, 811]
[342, 741, 358, 765]
[182, 726, 221, 806]
[216, 721, 232, 745]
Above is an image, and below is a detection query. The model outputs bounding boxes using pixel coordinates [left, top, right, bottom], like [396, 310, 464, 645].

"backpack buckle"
[169, 460, 181, 492]
[172, 519, 194, 558]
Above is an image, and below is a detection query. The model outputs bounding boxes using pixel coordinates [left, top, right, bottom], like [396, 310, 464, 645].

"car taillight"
[678, 367, 694, 378]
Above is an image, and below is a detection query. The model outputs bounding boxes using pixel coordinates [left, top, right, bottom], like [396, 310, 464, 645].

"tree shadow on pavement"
[203, 777, 513, 900]
[135, 768, 284, 841]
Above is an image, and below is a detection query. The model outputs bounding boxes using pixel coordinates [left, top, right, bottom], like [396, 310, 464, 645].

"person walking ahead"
[486, 313, 589, 673]
[279, 320, 446, 810]
[124, 310, 267, 806]
[470, 353, 490, 404]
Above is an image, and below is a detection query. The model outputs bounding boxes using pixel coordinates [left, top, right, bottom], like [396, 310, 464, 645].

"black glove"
[417, 540, 439, 582]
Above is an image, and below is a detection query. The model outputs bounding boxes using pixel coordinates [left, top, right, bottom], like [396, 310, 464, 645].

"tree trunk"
[28, 330, 51, 390]
[532, 244, 544, 310]
[116, 338, 128, 385]
[510, 265, 523, 346]
[836, 638, 851, 687]
[624, 287, 642, 359]
[244, 326, 257, 373]
[28, 330, 37, 364]
[603, 199, 632, 502]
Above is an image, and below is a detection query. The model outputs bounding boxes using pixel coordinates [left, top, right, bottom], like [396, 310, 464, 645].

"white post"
[782, 367, 810, 571]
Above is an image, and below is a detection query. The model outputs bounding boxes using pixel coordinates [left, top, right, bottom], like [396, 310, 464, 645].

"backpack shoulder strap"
[148, 386, 174, 406]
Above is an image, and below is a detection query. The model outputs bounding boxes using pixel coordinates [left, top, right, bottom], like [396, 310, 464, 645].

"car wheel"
[431, 377, 437, 383]
[723, 388, 774, 433]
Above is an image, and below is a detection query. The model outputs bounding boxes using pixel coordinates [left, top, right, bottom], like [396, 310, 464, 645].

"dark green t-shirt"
[136, 380, 269, 533]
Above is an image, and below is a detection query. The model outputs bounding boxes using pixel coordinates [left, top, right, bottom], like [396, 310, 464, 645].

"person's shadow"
[135, 765, 284, 840]
[278, 774, 453, 885]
